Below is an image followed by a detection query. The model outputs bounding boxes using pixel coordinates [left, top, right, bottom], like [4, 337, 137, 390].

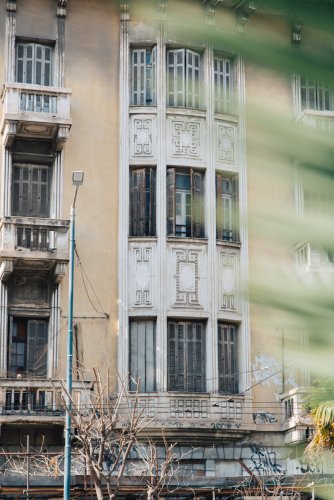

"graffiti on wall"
[250, 444, 286, 475]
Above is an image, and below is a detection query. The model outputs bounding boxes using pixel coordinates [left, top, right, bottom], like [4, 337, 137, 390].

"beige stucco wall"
[56, 0, 120, 383]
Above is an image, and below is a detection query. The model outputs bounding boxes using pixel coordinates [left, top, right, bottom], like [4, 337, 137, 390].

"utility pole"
[64, 171, 84, 500]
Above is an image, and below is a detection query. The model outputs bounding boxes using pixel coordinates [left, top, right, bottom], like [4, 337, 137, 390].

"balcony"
[280, 388, 314, 444]
[0, 379, 92, 424]
[0, 216, 69, 281]
[1, 83, 72, 150]
[296, 109, 334, 135]
[126, 393, 254, 441]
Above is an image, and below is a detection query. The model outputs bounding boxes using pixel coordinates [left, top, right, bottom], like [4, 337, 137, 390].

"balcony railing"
[126, 393, 254, 433]
[296, 109, 334, 135]
[295, 241, 334, 275]
[0, 216, 69, 258]
[1, 83, 72, 149]
[0, 379, 92, 418]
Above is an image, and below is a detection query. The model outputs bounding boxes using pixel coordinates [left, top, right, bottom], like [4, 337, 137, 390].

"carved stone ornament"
[217, 122, 235, 164]
[133, 246, 153, 307]
[169, 117, 203, 160]
[174, 249, 200, 307]
[219, 250, 238, 311]
[131, 117, 155, 158]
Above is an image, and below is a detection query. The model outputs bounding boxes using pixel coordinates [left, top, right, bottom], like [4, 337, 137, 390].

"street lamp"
[64, 171, 84, 500]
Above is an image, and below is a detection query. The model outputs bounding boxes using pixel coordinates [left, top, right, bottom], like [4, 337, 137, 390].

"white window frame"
[167, 48, 201, 108]
[214, 55, 234, 114]
[130, 47, 156, 105]
[16, 42, 53, 86]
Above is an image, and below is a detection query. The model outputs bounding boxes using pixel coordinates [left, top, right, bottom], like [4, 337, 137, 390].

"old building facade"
[0, 0, 333, 497]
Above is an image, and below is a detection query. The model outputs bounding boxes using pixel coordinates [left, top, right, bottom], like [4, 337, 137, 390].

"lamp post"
[64, 171, 84, 500]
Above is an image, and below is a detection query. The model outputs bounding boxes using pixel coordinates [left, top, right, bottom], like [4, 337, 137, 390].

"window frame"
[300, 76, 334, 112]
[214, 53, 235, 114]
[218, 322, 238, 394]
[8, 316, 48, 378]
[12, 163, 50, 218]
[167, 47, 202, 109]
[129, 319, 156, 392]
[216, 172, 239, 243]
[167, 168, 205, 238]
[130, 46, 157, 106]
[15, 40, 54, 87]
[129, 167, 156, 237]
[167, 320, 206, 393]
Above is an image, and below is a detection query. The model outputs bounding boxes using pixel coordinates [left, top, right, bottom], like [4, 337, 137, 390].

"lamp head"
[72, 171, 84, 187]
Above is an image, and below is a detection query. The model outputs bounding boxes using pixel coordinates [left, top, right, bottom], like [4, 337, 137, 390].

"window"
[300, 77, 333, 111]
[129, 320, 156, 392]
[16, 42, 52, 86]
[129, 168, 156, 237]
[214, 56, 234, 114]
[216, 173, 239, 242]
[8, 318, 48, 378]
[167, 168, 204, 238]
[167, 48, 201, 108]
[168, 320, 205, 392]
[218, 323, 238, 394]
[131, 47, 156, 105]
[12, 163, 50, 217]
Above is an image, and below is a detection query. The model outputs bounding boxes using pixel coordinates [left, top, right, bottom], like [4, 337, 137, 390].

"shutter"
[232, 175, 239, 242]
[218, 324, 238, 394]
[167, 49, 185, 107]
[216, 173, 223, 239]
[25, 44, 34, 84]
[8, 316, 14, 376]
[168, 322, 177, 390]
[35, 45, 42, 85]
[186, 49, 200, 108]
[149, 168, 156, 236]
[43, 46, 52, 86]
[12, 166, 21, 215]
[130, 169, 146, 236]
[151, 46, 157, 105]
[130, 321, 139, 391]
[131, 49, 146, 105]
[145, 321, 155, 392]
[16, 44, 25, 82]
[39, 166, 49, 217]
[27, 320, 48, 377]
[166, 168, 176, 235]
[192, 170, 204, 238]
[214, 57, 232, 113]
[30, 166, 40, 216]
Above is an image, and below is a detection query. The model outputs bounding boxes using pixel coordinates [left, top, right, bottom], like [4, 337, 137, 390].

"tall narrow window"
[16, 43, 52, 86]
[168, 320, 205, 392]
[300, 77, 333, 111]
[218, 323, 238, 394]
[216, 173, 239, 242]
[8, 317, 48, 378]
[12, 164, 50, 218]
[214, 56, 234, 114]
[167, 48, 201, 108]
[129, 320, 156, 392]
[167, 168, 204, 238]
[131, 47, 156, 105]
[129, 168, 156, 236]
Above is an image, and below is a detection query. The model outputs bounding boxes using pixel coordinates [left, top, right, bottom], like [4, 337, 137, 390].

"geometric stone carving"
[168, 116, 204, 160]
[130, 116, 156, 158]
[216, 122, 236, 164]
[219, 250, 238, 311]
[133, 246, 153, 306]
[221, 400, 242, 421]
[174, 248, 200, 306]
[170, 398, 207, 418]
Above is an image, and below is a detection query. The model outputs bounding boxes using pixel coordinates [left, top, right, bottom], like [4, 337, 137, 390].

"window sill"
[216, 240, 241, 248]
[166, 236, 208, 244]
[166, 107, 206, 117]
[214, 111, 239, 122]
[128, 236, 157, 242]
[129, 105, 157, 114]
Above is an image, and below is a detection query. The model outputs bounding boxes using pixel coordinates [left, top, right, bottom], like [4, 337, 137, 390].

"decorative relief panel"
[216, 122, 236, 165]
[218, 250, 238, 312]
[170, 398, 208, 419]
[130, 116, 156, 159]
[221, 400, 242, 421]
[173, 248, 200, 307]
[167, 116, 205, 161]
[130, 245, 154, 308]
